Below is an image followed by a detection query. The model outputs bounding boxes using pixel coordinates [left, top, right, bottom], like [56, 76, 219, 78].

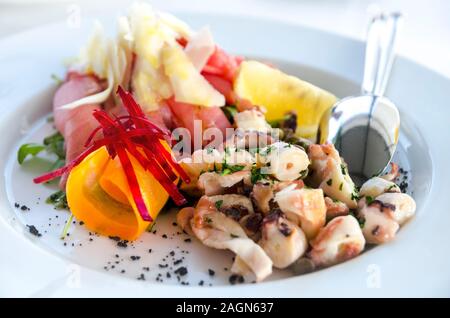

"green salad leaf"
[17, 143, 46, 164]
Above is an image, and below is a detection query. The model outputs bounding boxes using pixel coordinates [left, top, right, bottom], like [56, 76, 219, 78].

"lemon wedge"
[234, 60, 337, 139]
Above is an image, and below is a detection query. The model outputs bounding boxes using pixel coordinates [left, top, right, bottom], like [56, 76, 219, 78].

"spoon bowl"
[318, 12, 402, 184]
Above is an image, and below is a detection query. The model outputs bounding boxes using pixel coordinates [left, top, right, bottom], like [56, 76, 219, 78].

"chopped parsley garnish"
[349, 210, 365, 228]
[250, 166, 264, 184]
[326, 178, 333, 186]
[215, 200, 224, 210]
[230, 233, 239, 238]
[206, 147, 214, 154]
[204, 216, 213, 224]
[299, 169, 308, 179]
[351, 192, 359, 201]
[339, 182, 343, 191]
[341, 164, 347, 175]
[387, 184, 397, 191]
[220, 164, 245, 176]
[365, 196, 374, 205]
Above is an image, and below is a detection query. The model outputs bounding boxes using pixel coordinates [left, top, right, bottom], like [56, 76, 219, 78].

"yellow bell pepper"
[66, 146, 170, 241]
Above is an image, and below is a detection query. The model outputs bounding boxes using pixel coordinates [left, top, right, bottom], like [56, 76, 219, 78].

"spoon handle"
[361, 12, 403, 96]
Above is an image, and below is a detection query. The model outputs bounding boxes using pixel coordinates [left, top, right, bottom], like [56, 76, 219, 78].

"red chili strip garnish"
[34, 86, 190, 221]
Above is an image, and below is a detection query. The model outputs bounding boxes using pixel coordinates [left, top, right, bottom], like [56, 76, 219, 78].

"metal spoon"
[318, 12, 402, 185]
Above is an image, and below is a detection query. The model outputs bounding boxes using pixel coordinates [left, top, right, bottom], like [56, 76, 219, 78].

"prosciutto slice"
[53, 73, 103, 188]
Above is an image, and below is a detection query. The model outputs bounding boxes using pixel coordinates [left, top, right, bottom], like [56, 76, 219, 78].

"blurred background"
[1, 0, 449, 77]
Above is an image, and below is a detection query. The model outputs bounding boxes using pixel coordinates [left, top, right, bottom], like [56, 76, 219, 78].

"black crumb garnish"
[169, 251, 175, 256]
[173, 259, 183, 265]
[162, 234, 168, 239]
[21, 205, 30, 211]
[159, 264, 168, 268]
[117, 241, 128, 248]
[224, 267, 228, 271]
[199, 280, 204, 286]
[109, 236, 120, 241]
[130, 255, 141, 261]
[89, 238, 93, 242]
[79, 221, 84, 225]
[148, 249, 152, 253]
[184, 238, 191, 243]
[229, 274, 244, 285]
[115, 254, 119, 258]
[208, 269, 215, 276]
[14, 203, 20, 208]
[143, 267, 150, 272]
[137, 274, 146, 281]
[121, 270, 125, 274]
[27, 225, 41, 237]
[174, 267, 188, 276]
[172, 222, 178, 226]
[166, 272, 171, 278]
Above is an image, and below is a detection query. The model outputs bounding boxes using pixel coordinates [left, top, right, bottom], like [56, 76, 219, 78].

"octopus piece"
[324, 197, 350, 219]
[197, 170, 251, 196]
[225, 130, 275, 151]
[358, 198, 399, 244]
[250, 184, 274, 215]
[375, 192, 416, 226]
[308, 143, 357, 209]
[272, 180, 304, 192]
[222, 147, 255, 167]
[179, 148, 224, 196]
[275, 185, 326, 239]
[233, 109, 272, 132]
[309, 215, 365, 267]
[259, 142, 310, 182]
[359, 176, 400, 198]
[208, 194, 254, 220]
[176, 207, 195, 236]
[259, 211, 308, 269]
[239, 213, 263, 241]
[190, 196, 272, 281]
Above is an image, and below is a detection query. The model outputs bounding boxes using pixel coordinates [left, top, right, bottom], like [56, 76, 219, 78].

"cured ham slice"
[53, 73, 103, 188]
[166, 97, 232, 148]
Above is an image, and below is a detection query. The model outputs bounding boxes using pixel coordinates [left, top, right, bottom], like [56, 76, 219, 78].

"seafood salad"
[18, 3, 416, 283]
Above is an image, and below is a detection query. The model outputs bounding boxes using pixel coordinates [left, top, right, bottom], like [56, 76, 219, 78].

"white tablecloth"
[1, 0, 449, 78]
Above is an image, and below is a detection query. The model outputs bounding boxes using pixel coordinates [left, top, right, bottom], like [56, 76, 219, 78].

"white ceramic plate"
[0, 11, 449, 297]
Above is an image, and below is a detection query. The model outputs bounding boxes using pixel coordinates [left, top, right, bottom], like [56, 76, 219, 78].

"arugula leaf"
[49, 158, 66, 171]
[18, 131, 65, 166]
[46, 190, 68, 210]
[44, 132, 65, 159]
[51, 74, 63, 85]
[17, 143, 46, 164]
